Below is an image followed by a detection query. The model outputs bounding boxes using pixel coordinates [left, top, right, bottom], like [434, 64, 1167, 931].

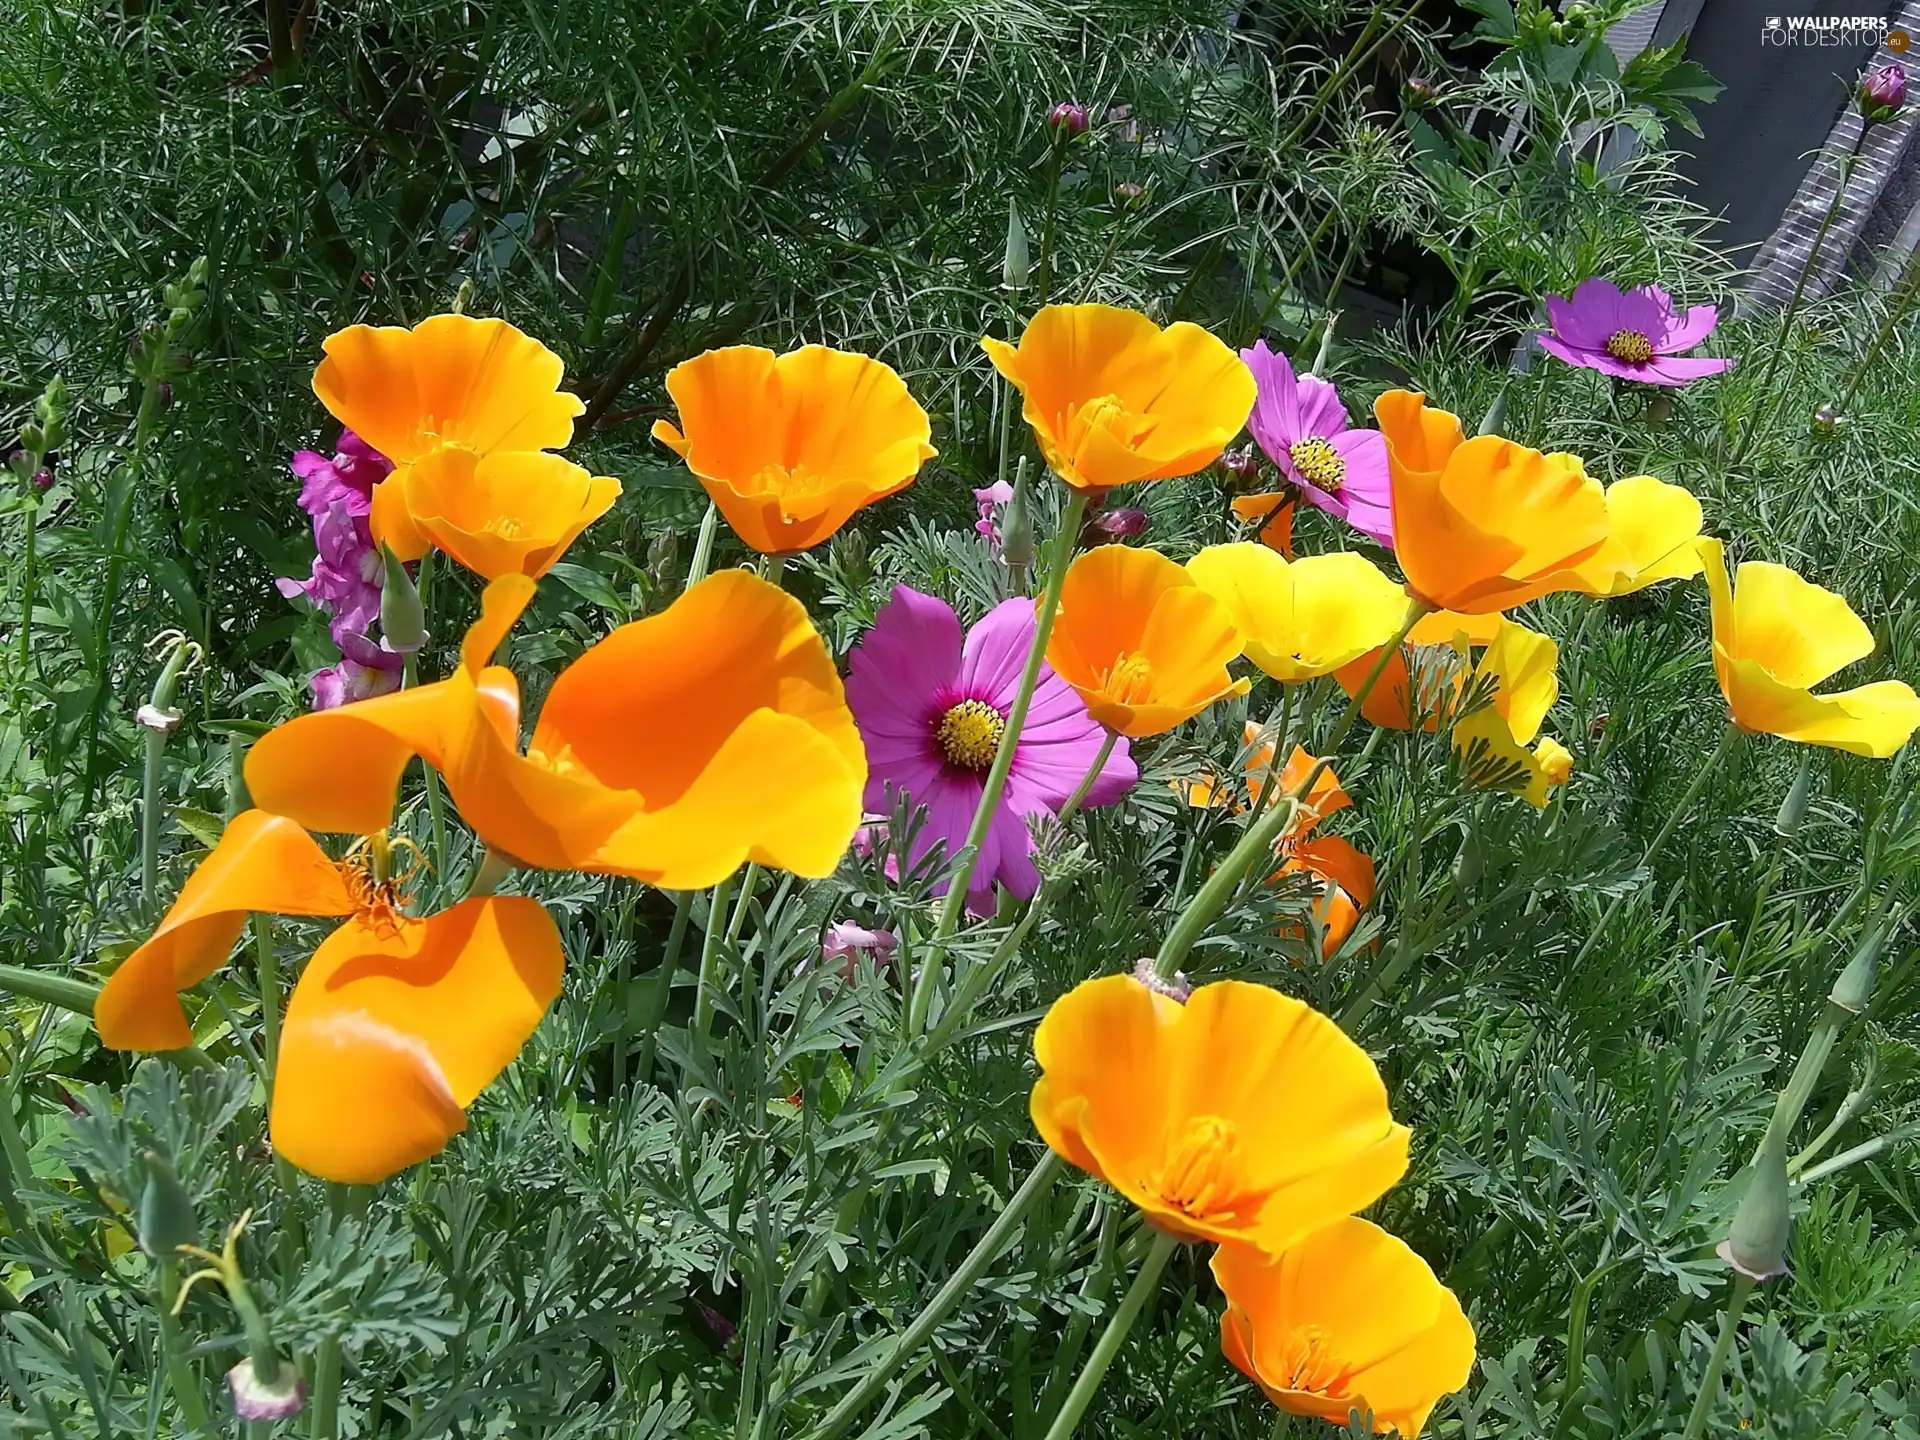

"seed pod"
[379, 543, 428, 655]
[1002, 198, 1030, 291]
[1718, 1137, 1790, 1281]
[137, 1150, 199, 1258]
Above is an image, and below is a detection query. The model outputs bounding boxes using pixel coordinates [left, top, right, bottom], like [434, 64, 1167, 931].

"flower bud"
[379, 543, 428, 655]
[155, 381, 174, 410]
[1774, 753, 1814, 838]
[1811, 403, 1838, 439]
[227, 1358, 307, 1421]
[1001, 462, 1036, 570]
[1217, 444, 1262, 485]
[31, 469, 52, 492]
[1451, 828, 1482, 890]
[1830, 922, 1885, 1014]
[1112, 181, 1147, 210]
[1047, 101, 1090, 139]
[1404, 75, 1438, 107]
[1717, 1137, 1790, 1281]
[1002, 197, 1030, 291]
[1092, 507, 1148, 539]
[137, 1150, 198, 1258]
[1860, 63, 1907, 124]
[1476, 383, 1510, 437]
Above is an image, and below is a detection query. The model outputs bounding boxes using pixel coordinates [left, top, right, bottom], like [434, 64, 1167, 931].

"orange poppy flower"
[1373, 390, 1608, 613]
[313, 314, 585, 468]
[1214, 1219, 1476, 1439]
[1231, 493, 1295, 558]
[1333, 610, 1499, 731]
[651, 344, 935, 554]
[982, 305, 1256, 491]
[371, 448, 621, 581]
[93, 811, 562, 1184]
[1030, 975, 1409, 1254]
[246, 572, 867, 889]
[1268, 748, 1375, 955]
[1047, 545, 1249, 737]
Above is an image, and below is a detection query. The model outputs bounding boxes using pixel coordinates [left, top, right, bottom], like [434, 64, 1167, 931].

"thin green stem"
[692, 875, 739, 1041]
[252, 918, 282, 1081]
[1058, 731, 1117, 824]
[15, 484, 37, 710]
[1838, 246, 1920, 413]
[1679, 1274, 1755, 1440]
[0, 963, 100, 1014]
[157, 1257, 213, 1435]
[1567, 721, 1742, 977]
[1033, 139, 1069, 308]
[631, 891, 694, 1084]
[687, 502, 720, 589]
[910, 490, 1089, 1033]
[803, 1153, 1063, 1440]
[1038, 1231, 1178, 1440]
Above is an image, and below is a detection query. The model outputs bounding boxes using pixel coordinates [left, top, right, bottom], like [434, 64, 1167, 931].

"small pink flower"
[1242, 341, 1393, 547]
[1539, 277, 1731, 388]
[1861, 62, 1907, 122]
[845, 588, 1135, 913]
[1091, 506, 1148, 539]
[1047, 102, 1090, 138]
[819, 921, 899, 978]
[973, 481, 1014, 548]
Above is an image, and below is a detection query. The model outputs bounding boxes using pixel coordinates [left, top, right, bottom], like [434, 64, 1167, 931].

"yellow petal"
[1187, 543, 1299, 678]
[1452, 707, 1571, 807]
[95, 812, 357, 1051]
[271, 896, 563, 1183]
[1718, 662, 1920, 756]
[1030, 975, 1178, 1188]
[244, 685, 455, 836]
[313, 315, 584, 465]
[1563, 475, 1704, 597]
[1288, 553, 1415, 677]
[1728, 560, 1875, 689]
[1474, 619, 1559, 746]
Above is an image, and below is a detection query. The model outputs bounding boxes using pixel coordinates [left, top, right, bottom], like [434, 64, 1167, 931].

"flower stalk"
[139, 634, 199, 904]
[1038, 1230, 1179, 1440]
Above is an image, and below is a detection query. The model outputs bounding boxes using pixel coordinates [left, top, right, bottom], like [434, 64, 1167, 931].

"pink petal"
[848, 587, 964, 733]
[1325, 430, 1394, 547]
[1655, 303, 1719, 354]
[960, 598, 1039, 705]
[1639, 354, 1734, 386]
[1241, 339, 1300, 465]
[1291, 372, 1350, 440]
[1537, 333, 1640, 380]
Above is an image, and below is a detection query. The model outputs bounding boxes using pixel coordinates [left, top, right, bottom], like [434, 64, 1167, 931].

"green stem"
[1728, 143, 1860, 469]
[691, 875, 740, 1041]
[1679, 1274, 1755, 1440]
[803, 1153, 1063, 1440]
[1059, 730, 1117, 825]
[252, 918, 282, 1081]
[1566, 721, 1742, 976]
[0, 963, 101, 1014]
[1155, 603, 1424, 981]
[1033, 138, 1069, 309]
[911, 490, 1089, 1034]
[1038, 1231, 1178, 1440]
[139, 638, 195, 904]
[1341, 800, 1429, 1025]
[631, 891, 694, 1084]
[157, 1257, 213, 1435]
[687, 501, 720, 589]
[15, 484, 37, 709]
[1837, 246, 1920, 413]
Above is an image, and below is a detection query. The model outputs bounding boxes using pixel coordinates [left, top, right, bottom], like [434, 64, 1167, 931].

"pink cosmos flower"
[1539, 278, 1731, 388]
[845, 587, 1136, 913]
[1241, 341, 1393, 548]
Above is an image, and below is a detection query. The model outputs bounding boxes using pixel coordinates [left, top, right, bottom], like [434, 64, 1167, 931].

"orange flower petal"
[1291, 834, 1375, 907]
[1274, 746, 1348, 820]
[95, 812, 357, 1051]
[396, 449, 621, 580]
[983, 305, 1255, 491]
[654, 344, 934, 554]
[271, 896, 563, 1184]
[1231, 494, 1296, 558]
[245, 684, 456, 836]
[313, 315, 584, 465]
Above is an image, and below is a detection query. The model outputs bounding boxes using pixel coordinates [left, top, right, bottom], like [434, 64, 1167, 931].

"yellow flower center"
[1288, 436, 1345, 492]
[1603, 329, 1655, 364]
[526, 741, 586, 778]
[936, 699, 1006, 770]
[1151, 1114, 1242, 1217]
[1276, 1324, 1354, 1395]
[744, 461, 836, 500]
[1097, 652, 1159, 704]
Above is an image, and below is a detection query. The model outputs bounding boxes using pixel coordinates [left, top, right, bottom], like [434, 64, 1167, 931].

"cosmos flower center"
[1288, 436, 1345, 493]
[1151, 1113, 1243, 1216]
[1277, 1324, 1354, 1395]
[1603, 329, 1655, 364]
[1098, 652, 1159, 704]
[936, 698, 1006, 770]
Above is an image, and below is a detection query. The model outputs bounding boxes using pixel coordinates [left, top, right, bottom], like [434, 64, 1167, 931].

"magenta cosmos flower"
[1539, 278, 1731, 387]
[846, 587, 1136, 912]
[1241, 341, 1393, 547]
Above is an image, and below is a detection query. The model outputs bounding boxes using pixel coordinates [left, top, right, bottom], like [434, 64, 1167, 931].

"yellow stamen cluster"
[1603, 329, 1655, 364]
[936, 698, 1006, 770]
[1288, 436, 1345, 492]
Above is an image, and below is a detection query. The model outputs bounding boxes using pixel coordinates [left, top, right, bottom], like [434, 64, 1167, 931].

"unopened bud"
[1112, 181, 1147, 210]
[1811, 403, 1838, 439]
[31, 469, 52, 492]
[137, 1151, 198, 1258]
[646, 526, 680, 584]
[1002, 197, 1030, 291]
[227, 1358, 307, 1421]
[1092, 507, 1148, 539]
[154, 381, 173, 410]
[1404, 75, 1438, 106]
[1218, 444, 1262, 484]
[1047, 102, 1090, 139]
[1830, 923, 1886, 1014]
[135, 703, 183, 734]
[1476, 383, 1510, 437]
[1001, 462, 1036, 570]
[1774, 753, 1814, 838]
[1717, 1137, 1790, 1281]
[1132, 956, 1191, 1003]
[1451, 828, 1482, 889]
[1860, 62, 1907, 124]
[379, 543, 428, 655]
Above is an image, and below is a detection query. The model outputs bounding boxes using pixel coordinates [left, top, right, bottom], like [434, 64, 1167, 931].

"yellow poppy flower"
[1701, 539, 1920, 756]
[1333, 610, 1499, 732]
[246, 572, 868, 888]
[1046, 545, 1249, 737]
[93, 811, 562, 1184]
[1374, 390, 1608, 613]
[1186, 543, 1410, 683]
[982, 304, 1255, 491]
[1213, 1218, 1476, 1439]
[371, 448, 621, 581]
[1449, 621, 1574, 807]
[652, 344, 935, 554]
[1030, 975, 1409, 1254]
[313, 314, 585, 467]
[1549, 473, 1704, 598]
